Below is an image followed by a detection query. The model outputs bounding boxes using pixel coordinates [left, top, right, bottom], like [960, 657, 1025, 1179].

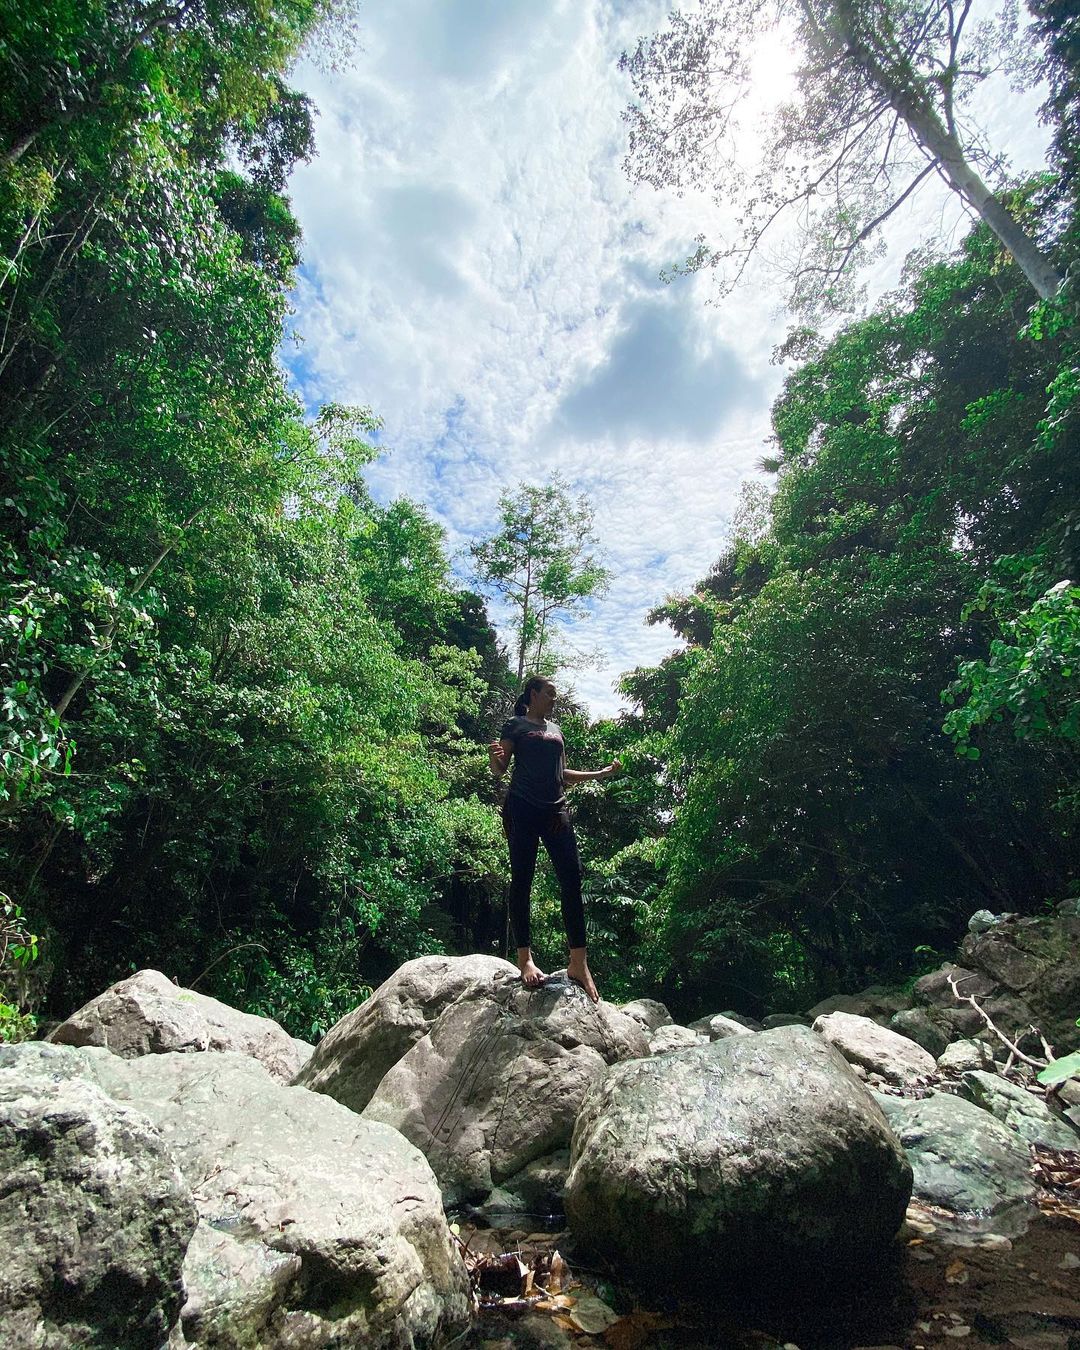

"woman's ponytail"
[515, 675, 546, 717]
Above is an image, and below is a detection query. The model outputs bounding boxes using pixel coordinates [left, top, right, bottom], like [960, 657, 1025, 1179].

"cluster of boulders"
[1, 904, 1077, 1346]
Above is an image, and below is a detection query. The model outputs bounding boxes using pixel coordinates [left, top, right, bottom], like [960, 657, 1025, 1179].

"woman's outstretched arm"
[563, 761, 619, 785]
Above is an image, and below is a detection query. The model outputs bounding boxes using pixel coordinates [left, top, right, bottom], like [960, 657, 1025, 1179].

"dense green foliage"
[1, 1, 1076, 1038]
[598, 221, 1079, 1018]
[0, 0, 514, 1037]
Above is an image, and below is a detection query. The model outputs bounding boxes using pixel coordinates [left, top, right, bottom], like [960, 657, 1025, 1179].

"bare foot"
[517, 951, 547, 990]
[567, 951, 600, 1004]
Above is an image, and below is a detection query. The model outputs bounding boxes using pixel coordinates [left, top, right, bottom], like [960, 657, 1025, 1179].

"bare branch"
[946, 973, 1052, 1069]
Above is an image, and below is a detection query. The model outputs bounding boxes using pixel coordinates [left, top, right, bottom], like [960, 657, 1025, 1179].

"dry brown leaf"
[533, 1294, 577, 1312]
[551, 1314, 578, 1333]
[944, 1258, 968, 1285]
[547, 1250, 570, 1293]
[604, 1309, 678, 1350]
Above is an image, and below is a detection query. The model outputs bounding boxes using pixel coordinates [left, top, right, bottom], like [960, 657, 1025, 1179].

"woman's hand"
[598, 760, 621, 781]
[488, 739, 509, 776]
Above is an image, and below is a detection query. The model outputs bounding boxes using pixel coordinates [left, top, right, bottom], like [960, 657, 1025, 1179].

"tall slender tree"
[470, 475, 610, 683]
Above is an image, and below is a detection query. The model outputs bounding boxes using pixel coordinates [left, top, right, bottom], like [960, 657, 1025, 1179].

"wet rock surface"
[876, 1091, 1036, 1222]
[960, 1069, 1080, 1151]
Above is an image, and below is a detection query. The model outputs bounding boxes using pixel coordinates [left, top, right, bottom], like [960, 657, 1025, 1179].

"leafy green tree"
[0, 0, 515, 1037]
[470, 474, 610, 683]
[602, 218, 1077, 1017]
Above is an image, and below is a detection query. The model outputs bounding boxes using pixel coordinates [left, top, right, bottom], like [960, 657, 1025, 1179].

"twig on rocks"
[945, 975, 1053, 1070]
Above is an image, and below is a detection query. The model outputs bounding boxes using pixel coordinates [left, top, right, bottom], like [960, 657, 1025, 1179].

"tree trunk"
[516, 544, 533, 684]
[832, 0, 1064, 302]
[901, 104, 1062, 301]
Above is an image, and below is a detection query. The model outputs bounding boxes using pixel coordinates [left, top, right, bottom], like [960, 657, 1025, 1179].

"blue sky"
[284, 0, 1050, 717]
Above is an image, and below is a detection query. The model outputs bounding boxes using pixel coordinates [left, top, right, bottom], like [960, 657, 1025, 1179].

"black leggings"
[504, 794, 586, 950]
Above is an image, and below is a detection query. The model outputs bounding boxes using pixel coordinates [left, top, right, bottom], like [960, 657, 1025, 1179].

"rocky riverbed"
[459, 1203, 1080, 1349]
[1, 903, 1077, 1347]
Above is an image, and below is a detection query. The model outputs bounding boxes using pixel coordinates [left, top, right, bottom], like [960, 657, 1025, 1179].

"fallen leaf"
[604, 1309, 678, 1350]
[551, 1314, 577, 1333]
[569, 1294, 621, 1335]
[547, 1250, 571, 1294]
[944, 1258, 968, 1285]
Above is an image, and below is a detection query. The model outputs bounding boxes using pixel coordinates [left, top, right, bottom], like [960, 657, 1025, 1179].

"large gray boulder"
[813, 1011, 937, 1087]
[564, 1025, 912, 1291]
[649, 1024, 707, 1055]
[912, 907, 1080, 1056]
[618, 998, 674, 1035]
[806, 985, 913, 1026]
[97, 1048, 471, 1349]
[876, 1091, 1036, 1221]
[296, 953, 517, 1112]
[960, 1069, 1080, 1151]
[2, 1043, 471, 1348]
[936, 1038, 996, 1075]
[888, 1008, 949, 1060]
[911, 963, 1038, 1048]
[49, 969, 311, 1084]
[687, 1012, 754, 1041]
[959, 912, 1080, 1052]
[299, 956, 648, 1205]
[0, 1049, 196, 1348]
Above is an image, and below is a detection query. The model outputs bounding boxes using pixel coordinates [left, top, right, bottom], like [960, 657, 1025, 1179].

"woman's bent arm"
[488, 738, 513, 777]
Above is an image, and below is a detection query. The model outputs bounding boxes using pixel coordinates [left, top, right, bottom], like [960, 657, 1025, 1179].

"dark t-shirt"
[500, 716, 566, 807]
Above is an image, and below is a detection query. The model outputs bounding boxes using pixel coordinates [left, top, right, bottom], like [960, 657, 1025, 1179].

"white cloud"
[285, 0, 1052, 718]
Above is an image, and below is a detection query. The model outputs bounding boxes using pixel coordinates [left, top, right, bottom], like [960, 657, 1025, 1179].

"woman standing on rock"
[488, 676, 619, 1003]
